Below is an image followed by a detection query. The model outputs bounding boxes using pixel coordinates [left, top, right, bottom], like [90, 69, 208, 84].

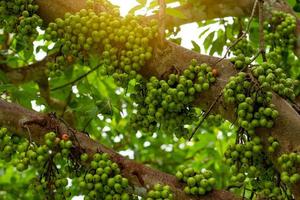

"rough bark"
[35, 0, 300, 57]
[145, 41, 300, 199]
[0, 99, 240, 200]
[3, 40, 300, 199]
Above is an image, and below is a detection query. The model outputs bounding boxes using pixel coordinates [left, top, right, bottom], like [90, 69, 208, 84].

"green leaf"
[209, 30, 225, 55]
[165, 8, 187, 19]
[137, 0, 147, 5]
[249, 20, 259, 47]
[96, 99, 113, 115]
[198, 28, 210, 39]
[149, 0, 179, 9]
[129, 4, 145, 14]
[6, 56, 19, 68]
[203, 32, 215, 50]
[88, 53, 102, 68]
[36, 45, 48, 53]
[191, 40, 201, 52]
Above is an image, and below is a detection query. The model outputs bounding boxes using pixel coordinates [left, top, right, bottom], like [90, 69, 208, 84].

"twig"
[24, 125, 33, 148]
[189, 92, 223, 140]
[214, 0, 259, 65]
[158, 0, 166, 47]
[258, 0, 267, 62]
[249, 50, 262, 63]
[51, 64, 102, 91]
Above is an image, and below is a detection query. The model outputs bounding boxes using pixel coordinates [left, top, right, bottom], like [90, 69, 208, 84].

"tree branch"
[147, 1, 255, 29]
[35, 0, 300, 57]
[143, 41, 300, 198]
[1, 57, 49, 85]
[0, 99, 241, 200]
[147, 0, 300, 58]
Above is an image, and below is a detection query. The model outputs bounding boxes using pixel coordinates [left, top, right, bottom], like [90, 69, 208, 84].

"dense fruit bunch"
[278, 153, 300, 185]
[0, 127, 27, 162]
[254, 179, 290, 199]
[223, 72, 278, 134]
[264, 11, 296, 51]
[175, 166, 216, 196]
[77, 152, 131, 200]
[252, 62, 296, 100]
[222, 70, 296, 198]
[0, 0, 42, 47]
[264, 11, 298, 79]
[44, 0, 157, 80]
[46, 55, 74, 76]
[225, 137, 263, 183]
[267, 136, 279, 153]
[0, 129, 74, 199]
[14, 132, 73, 172]
[42, 0, 217, 138]
[203, 114, 224, 127]
[229, 38, 254, 69]
[225, 136, 292, 199]
[130, 60, 216, 137]
[146, 184, 173, 200]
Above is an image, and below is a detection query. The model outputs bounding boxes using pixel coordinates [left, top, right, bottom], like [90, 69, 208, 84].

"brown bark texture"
[0, 99, 240, 200]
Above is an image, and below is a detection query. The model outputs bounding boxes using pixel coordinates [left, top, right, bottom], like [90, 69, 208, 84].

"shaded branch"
[147, 1, 255, 30]
[0, 99, 241, 200]
[36, 73, 66, 110]
[214, 0, 259, 65]
[51, 64, 102, 91]
[0, 55, 75, 125]
[1, 57, 50, 85]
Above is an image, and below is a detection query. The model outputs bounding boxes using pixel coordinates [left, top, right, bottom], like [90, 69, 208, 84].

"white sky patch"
[67, 178, 72, 188]
[114, 134, 123, 143]
[97, 113, 104, 120]
[227, 131, 234, 137]
[121, 109, 128, 118]
[34, 28, 47, 61]
[102, 132, 107, 137]
[143, 141, 151, 147]
[136, 131, 142, 138]
[187, 141, 194, 146]
[72, 85, 79, 94]
[115, 88, 124, 95]
[152, 132, 157, 138]
[102, 126, 111, 132]
[108, 0, 210, 50]
[31, 100, 45, 112]
[173, 135, 178, 142]
[217, 131, 224, 140]
[119, 149, 135, 159]
[161, 144, 173, 152]
[72, 196, 84, 200]
[179, 143, 185, 149]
